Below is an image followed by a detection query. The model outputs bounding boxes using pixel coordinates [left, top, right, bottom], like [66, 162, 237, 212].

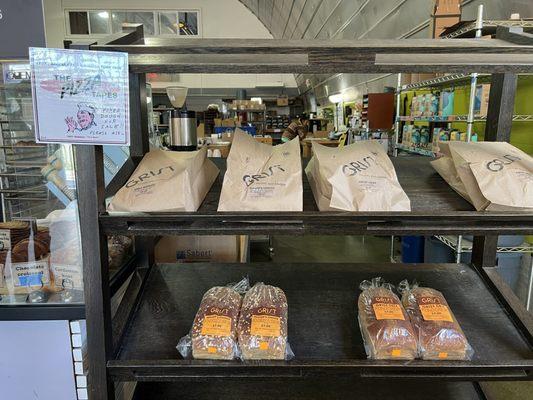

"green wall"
[401, 76, 533, 154]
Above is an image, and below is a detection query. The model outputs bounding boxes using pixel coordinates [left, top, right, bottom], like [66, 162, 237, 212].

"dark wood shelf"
[108, 262, 532, 382]
[100, 157, 533, 236]
[91, 37, 533, 74]
[133, 380, 485, 400]
[0, 303, 85, 321]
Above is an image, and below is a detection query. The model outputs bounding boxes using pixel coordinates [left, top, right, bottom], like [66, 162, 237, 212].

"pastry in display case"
[0, 67, 133, 306]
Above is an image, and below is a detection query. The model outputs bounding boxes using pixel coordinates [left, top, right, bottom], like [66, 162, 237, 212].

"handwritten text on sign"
[29, 47, 130, 145]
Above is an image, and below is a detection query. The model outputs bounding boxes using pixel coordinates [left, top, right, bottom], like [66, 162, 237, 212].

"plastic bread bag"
[398, 280, 473, 361]
[177, 277, 249, 360]
[237, 282, 294, 360]
[357, 277, 417, 360]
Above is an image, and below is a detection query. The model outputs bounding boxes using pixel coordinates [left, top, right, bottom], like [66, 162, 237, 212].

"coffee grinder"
[166, 86, 197, 151]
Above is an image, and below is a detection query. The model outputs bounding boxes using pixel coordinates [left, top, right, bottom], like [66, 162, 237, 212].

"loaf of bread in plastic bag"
[399, 280, 473, 360]
[358, 277, 417, 360]
[237, 282, 289, 360]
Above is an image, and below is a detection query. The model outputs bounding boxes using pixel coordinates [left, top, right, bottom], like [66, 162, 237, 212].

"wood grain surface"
[100, 157, 533, 236]
[108, 262, 532, 381]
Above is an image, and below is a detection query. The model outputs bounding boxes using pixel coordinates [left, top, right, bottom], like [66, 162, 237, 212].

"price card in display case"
[29, 47, 130, 146]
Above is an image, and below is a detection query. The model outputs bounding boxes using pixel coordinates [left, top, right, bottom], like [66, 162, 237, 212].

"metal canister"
[168, 109, 197, 151]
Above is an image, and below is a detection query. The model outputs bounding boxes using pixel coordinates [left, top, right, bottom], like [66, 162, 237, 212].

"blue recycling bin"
[401, 236, 425, 263]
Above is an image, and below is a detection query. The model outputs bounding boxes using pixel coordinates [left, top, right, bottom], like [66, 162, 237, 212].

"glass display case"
[0, 62, 133, 312]
[0, 62, 85, 308]
[0, 62, 132, 310]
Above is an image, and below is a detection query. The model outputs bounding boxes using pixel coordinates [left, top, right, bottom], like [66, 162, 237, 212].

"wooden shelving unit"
[70, 25, 533, 400]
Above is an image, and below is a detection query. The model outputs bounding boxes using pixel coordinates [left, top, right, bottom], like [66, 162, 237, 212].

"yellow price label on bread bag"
[201, 315, 232, 336]
[419, 304, 453, 322]
[250, 315, 281, 337]
[372, 302, 405, 320]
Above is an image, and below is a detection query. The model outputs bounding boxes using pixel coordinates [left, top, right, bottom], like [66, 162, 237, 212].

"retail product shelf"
[99, 157, 533, 236]
[394, 143, 435, 157]
[74, 28, 533, 400]
[398, 115, 533, 122]
[133, 381, 485, 400]
[435, 235, 533, 254]
[441, 20, 533, 39]
[108, 262, 533, 382]
[399, 73, 491, 91]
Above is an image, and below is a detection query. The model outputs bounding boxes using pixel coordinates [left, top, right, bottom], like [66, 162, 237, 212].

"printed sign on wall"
[29, 47, 130, 146]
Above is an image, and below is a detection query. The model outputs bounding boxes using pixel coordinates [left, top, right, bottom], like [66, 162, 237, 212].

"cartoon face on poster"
[29, 47, 130, 145]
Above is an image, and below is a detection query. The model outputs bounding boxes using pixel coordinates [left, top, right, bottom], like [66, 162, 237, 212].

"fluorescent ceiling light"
[98, 11, 109, 19]
[328, 94, 343, 104]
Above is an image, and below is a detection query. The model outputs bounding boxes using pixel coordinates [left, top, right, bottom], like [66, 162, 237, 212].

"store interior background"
[1, 1, 532, 399]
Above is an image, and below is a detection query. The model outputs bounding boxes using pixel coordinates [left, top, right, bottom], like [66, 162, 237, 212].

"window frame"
[158, 9, 201, 37]
[64, 9, 201, 38]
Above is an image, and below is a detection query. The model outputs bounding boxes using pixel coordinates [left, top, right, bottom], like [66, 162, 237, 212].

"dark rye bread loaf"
[191, 286, 242, 360]
[400, 283, 472, 360]
[237, 283, 288, 360]
[358, 279, 417, 360]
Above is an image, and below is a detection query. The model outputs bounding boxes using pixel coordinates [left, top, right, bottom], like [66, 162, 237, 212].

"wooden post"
[129, 72, 149, 160]
[75, 145, 114, 400]
[471, 235, 498, 269]
[484, 73, 517, 142]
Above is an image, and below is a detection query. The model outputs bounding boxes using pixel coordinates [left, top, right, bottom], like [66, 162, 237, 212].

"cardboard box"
[254, 136, 273, 145]
[277, 95, 289, 106]
[312, 130, 330, 138]
[221, 119, 236, 127]
[434, 16, 460, 37]
[206, 143, 231, 158]
[155, 235, 241, 263]
[214, 118, 222, 126]
[434, 0, 461, 16]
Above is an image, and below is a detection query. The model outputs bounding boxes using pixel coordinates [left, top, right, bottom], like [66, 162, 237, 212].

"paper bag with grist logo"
[217, 128, 303, 211]
[108, 147, 219, 212]
[432, 141, 533, 211]
[306, 141, 411, 211]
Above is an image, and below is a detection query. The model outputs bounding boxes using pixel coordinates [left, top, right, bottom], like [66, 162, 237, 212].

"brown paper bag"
[448, 141, 533, 211]
[108, 147, 219, 212]
[431, 142, 472, 202]
[306, 141, 411, 211]
[218, 128, 302, 211]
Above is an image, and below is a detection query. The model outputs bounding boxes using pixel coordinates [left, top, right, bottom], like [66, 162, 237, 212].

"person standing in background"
[281, 114, 309, 142]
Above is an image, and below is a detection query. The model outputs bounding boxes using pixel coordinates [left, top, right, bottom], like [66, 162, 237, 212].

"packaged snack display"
[217, 128, 303, 211]
[108, 147, 219, 213]
[237, 282, 292, 360]
[358, 277, 417, 360]
[306, 141, 410, 211]
[177, 278, 249, 360]
[399, 280, 473, 360]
